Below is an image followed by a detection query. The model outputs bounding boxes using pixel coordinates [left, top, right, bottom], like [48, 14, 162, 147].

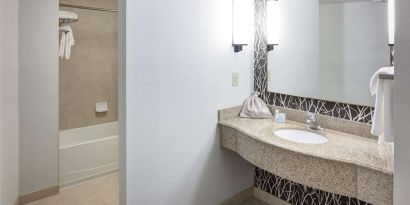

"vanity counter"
[219, 117, 393, 174]
[218, 107, 393, 205]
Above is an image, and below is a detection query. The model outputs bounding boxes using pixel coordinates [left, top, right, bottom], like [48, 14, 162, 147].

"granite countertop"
[218, 117, 394, 175]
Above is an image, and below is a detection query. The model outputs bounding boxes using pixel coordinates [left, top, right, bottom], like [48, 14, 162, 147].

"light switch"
[232, 72, 239, 86]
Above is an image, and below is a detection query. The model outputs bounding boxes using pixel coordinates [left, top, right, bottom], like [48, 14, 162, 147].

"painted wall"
[394, 0, 410, 203]
[19, 0, 59, 195]
[59, 0, 118, 130]
[0, 0, 19, 203]
[319, 2, 388, 106]
[121, 0, 254, 204]
[118, 0, 126, 204]
[267, 0, 320, 98]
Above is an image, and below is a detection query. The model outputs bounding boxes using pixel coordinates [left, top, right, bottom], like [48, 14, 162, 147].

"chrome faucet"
[306, 112, 324, 131]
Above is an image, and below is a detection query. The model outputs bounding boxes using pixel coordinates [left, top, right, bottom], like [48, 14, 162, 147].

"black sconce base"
[389, 44, 394, 66]
[267, 44, 278, 52]
[233, 44, 248, 52]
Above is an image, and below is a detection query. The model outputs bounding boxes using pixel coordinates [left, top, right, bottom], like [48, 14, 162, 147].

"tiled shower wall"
[59, 0, 118, 130]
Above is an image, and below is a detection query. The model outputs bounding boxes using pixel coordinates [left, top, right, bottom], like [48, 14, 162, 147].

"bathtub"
[59, 122, 118, 187]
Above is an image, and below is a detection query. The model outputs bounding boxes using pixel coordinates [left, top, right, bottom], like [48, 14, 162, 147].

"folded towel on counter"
[59, 26, 75, 60]
[59, 10, 78, 20]
[369, 66, 394, 142]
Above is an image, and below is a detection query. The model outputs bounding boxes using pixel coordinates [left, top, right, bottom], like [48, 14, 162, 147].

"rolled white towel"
[59, 31, 66, 58]
[59, 10, 78, 21]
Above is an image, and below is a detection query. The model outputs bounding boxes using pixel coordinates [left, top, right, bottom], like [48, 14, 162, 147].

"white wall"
[122, 0, 254, 204]
[0, 0, 19, 204]
[268, 0, 320, 97]
[118, 0, 127, 204]
[394, 0, 410, 204]
[19, 0, 59, 195]
[319, 2, 388, 106]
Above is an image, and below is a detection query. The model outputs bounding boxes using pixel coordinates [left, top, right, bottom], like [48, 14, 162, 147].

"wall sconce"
[388, 0, 395, 66]
[267, 0, 279, 51]
[232, 0, 250, 52]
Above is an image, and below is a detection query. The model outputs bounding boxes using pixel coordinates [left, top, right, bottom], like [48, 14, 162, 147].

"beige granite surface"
[220, 117, 393, 174]
[267, 105, 375, 139]
[218, 107, 393, 205]
[218, 105, 375, 139]
[236, 130, 358, 197]
[357, 167, 393, 205]
[218, 106, 242, 121]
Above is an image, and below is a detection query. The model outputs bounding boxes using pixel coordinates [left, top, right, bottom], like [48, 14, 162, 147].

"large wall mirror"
[267, 0, 390, 107]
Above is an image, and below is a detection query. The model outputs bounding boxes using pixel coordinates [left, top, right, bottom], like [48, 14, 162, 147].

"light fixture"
[232, 0, 250, 52]
[267, 0, 279, 51]
[388, 0, 395, 65]
[388, 0, 395, 46]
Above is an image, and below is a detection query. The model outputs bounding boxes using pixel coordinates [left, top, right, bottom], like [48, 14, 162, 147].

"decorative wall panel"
[254, 167, 372, 205]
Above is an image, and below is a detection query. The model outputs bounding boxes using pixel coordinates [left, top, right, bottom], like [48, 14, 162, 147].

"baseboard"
[59, 168, 118, 189]
[253, 187, 290, 205]
[19, 186, 59, 205]
[219, 187, 254, 205]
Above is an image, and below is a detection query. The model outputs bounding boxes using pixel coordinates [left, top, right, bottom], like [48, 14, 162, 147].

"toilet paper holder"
[96, 102, 108, 113]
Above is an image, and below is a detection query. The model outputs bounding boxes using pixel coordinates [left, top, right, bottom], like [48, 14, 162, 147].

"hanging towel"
[59, 26, 75, 60]
[369, 66, 394, 142]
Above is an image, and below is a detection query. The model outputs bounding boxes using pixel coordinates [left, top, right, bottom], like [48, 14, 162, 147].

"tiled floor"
[27, 173, 267, 205]
[27, 173, 119, 205]
[238, 197, 270, 205]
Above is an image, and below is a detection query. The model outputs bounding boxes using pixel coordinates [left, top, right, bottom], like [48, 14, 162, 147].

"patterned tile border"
[254, 167, 372, 205]
[253, 0, 374, 124]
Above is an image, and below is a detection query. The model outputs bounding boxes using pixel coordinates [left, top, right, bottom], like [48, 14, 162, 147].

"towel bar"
[59, 18, 78, 26]
[379, 74, 394, 80]
[59, 3, 118, 13]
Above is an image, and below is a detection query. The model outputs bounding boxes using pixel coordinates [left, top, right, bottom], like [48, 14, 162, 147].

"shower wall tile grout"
[59, 0, 118, 130]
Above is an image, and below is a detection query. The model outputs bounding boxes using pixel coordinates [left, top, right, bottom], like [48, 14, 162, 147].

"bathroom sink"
[274, 129, 328, 144]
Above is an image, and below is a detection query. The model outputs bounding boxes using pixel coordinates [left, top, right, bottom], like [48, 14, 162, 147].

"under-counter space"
[218, 107, 393, 205]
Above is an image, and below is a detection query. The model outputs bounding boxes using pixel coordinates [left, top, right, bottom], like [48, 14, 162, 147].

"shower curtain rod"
[59, 3, 118, 13]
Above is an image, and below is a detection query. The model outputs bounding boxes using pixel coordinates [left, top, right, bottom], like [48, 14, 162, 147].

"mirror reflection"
[267, 0, 390, 106]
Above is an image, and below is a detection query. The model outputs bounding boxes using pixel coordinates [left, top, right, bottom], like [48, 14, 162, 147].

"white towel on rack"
[59, 26, 75, 60]
[59, 10, 78, 20]
[369, 66, 394, 142]
[59, 31, 66, 58]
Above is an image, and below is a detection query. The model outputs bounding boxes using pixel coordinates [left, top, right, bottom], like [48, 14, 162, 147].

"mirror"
[267, 0, 390, 106]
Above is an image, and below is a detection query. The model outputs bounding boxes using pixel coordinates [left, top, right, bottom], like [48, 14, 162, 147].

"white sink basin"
[274, 129, 328, 144]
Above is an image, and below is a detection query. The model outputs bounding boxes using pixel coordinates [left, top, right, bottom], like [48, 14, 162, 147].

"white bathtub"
[59, 122, 118, 187]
